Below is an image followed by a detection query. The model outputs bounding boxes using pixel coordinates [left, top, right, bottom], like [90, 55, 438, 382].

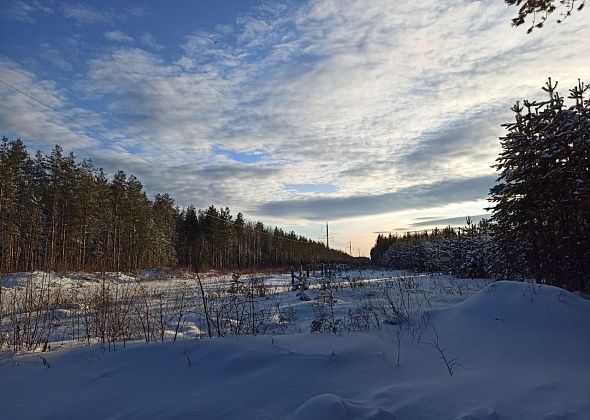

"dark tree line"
[372, 80, 590, 292]
[176, 205, 350, 271]
[0, 139, 350, 273]
[371, 218, 496, 279]
[489, 79, 590, 291]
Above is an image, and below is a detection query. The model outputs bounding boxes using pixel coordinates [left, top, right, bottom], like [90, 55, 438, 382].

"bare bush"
[421, 325, 466, 376]
[311, 281, 343, 333]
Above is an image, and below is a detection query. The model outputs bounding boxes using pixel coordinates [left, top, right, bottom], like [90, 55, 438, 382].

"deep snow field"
[1, 269, 589, 419]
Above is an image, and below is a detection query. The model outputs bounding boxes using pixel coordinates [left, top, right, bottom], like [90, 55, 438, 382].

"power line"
[6, 26, 205, 158]
[71, 18, 210, 143]
[75, 14, 179, 111]
[0, 45, 337, 250]
[0, 75, 329, 248]
[189, 210, 341, 247]
[0, 51, 190, 167]
[2, 67, 330, 246]
[0, 74, 155, 165]
[0, 67, 323, 248]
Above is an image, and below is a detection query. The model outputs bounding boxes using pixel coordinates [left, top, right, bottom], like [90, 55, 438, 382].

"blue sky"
[1, 0, 589, 255]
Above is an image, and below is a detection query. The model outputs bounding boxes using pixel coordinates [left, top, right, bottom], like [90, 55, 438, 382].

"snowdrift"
[1, 281, 588, 419]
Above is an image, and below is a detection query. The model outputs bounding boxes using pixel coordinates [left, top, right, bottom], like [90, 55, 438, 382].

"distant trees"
[0, 138, 350, 273]
[176, 206, 347, 271]
[372, 79, 589, 292]
[371, 218, 495, 279]
[504, 0, 585, 32]
[0, 140, 174, 272]
[489, 79, 590, 291]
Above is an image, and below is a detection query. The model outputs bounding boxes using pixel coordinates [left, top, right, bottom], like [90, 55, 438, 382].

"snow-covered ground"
[0, 269, 490, 346]
[1, 270, 589, 419]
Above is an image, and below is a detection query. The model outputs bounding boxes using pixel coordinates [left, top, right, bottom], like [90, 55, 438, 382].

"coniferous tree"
[151, 194, 177, 267]
[373, 220, 494, 278]
[489, 79, 590, 291]
[0, 138, 352, 274]
[505, 0, 585, 33]
[0, 138, 30, 271]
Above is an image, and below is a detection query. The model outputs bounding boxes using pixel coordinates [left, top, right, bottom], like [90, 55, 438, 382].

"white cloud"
[38, 42, 74, 71]
[64, 0, 589, 212]
[61, 3, 115, 24]
[140, 33, 163, 51]
[1, 0, 53, 22]
[3, 0, 590, 253]
[104, 31, 134, 43]
[0, 58, 97, 151]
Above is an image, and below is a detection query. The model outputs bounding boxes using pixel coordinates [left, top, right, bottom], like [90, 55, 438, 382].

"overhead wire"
[0, 25, 346, 251]
[90, 8, 179, 110]
[64, 29, 209, 163]
[69, 16, 207, 148]
[196, 211, 336, 246]
[0, 70, 335, 248]
[61, 34, 333, 247]
[0, 70, 333, 248]
[0, 74, 155, 165]
[0, 50, 189, 166]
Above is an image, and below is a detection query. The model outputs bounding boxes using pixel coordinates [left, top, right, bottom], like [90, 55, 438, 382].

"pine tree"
[0, 139, 30, 271]
[489, 79, 590, 291]
[109, 170, 127, 271]
[505, 0, 585, 33]
[152, 194, 177, 267]
[1, 138, 352, 273]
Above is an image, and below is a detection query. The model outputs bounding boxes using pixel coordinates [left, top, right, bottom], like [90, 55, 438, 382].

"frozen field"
[1, 269, 589, 419]
[0, 268, 491, 348]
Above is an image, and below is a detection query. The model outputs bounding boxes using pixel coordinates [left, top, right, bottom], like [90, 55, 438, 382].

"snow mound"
[442, 280, 590, 326]
[454, 407, 502, 420]
[291, 394, 399, 420]
[540, 414, 571, 420]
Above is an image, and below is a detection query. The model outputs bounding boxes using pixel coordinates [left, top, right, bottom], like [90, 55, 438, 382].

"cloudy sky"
[1, 0, 589, 255]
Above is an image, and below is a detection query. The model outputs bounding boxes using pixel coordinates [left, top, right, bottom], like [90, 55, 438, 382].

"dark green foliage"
[0, 138, 349, 273]
[175, 206, 349, 271]
[489, 79, 590, 291]
[371, 79, 590, 292]
[505, 0, 584, 33]
[371, 220, 495, 279]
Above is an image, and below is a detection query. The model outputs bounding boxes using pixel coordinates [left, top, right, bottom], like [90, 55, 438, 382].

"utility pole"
[326, 221, 329, 249]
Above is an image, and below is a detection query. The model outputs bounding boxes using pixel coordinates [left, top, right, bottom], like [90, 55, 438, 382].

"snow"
[1, 274, 589, 419]
[292, 394, 399, 420]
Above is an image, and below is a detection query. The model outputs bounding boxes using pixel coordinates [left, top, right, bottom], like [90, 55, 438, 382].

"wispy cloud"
[410, 214, 488, 228]
[0, 57, 96, 151]
[37, 42, 74, 71]
[255, 175, 497, 220]
[285, 183, 338, 194]
[104, 31, 133, 43]
[140, 33, 163, 51]
[1, 0, 53, 22]
[2, 0, 589, 239]
[61, 3, 116, 24]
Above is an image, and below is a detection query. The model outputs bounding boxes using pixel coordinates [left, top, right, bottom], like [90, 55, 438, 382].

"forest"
[371, 80, 590, 292]
[0, 139, 350, 274]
